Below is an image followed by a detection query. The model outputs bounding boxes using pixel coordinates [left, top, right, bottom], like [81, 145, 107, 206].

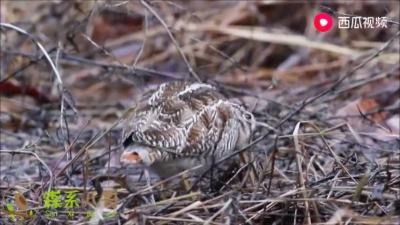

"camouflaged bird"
[120, 82, 256, 178]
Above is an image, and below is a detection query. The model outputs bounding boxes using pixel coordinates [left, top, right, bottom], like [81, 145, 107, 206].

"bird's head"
[241, 110, 256, 133]
[120, 144, 156, 166]
[230, 105, 256, 148]
[232, 105, 256, 136]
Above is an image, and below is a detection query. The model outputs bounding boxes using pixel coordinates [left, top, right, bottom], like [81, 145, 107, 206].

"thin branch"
[0, 149, 54, 191]
[141, 0, 202, 82]
[0, 23, 63, 85]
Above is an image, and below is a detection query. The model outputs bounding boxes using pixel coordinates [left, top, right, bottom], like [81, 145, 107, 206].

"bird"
[120, 81, 256, 180]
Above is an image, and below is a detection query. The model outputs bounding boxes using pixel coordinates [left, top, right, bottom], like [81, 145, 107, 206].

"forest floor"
[0, 1, 399, 225]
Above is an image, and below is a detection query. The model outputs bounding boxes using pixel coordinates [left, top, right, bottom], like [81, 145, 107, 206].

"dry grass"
[1, 1, 399, 224]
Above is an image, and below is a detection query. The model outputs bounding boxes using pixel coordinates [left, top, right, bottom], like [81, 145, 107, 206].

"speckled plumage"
[120, 82, 255, 178]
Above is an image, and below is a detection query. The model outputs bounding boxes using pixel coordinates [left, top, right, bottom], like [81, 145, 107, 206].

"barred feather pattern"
[121, 82, 255, 173]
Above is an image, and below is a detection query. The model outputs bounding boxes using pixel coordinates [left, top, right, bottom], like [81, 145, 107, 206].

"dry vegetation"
[0, 1, 399, 225]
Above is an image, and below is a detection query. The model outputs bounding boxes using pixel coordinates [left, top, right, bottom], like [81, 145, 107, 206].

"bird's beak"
[120, 151, 142, 164]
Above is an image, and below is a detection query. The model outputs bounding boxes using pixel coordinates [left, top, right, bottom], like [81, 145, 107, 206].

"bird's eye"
[244, 113, 252, 120]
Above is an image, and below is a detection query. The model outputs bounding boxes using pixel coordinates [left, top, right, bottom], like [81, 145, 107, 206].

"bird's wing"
[158, 98, 193, 125]
[202, 102, 240, 159]
[123, 82, 236, 159]
[121, 82, 187, 146]
[147, 82, 187, 107]
[178, 100, 240, 159]
[213, 117, 240, 158]
[131, 123, 186, 150]
[177, 84, 225, 111]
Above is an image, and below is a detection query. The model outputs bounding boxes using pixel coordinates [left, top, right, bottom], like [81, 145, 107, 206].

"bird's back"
[121, 81, 254, 166]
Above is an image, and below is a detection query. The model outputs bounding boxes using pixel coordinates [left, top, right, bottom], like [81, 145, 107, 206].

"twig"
[140, 0, 202, 82]
[0, 149, 54, 191]
[293, 122, 312, 225]
[168, 200, 202, 217]
[132, 8, 148, 68]
[0, 23, 63, 85]
[144, 215, 223, 224]
[182, 23, 399, 64]
[204, 198, 232, 225]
